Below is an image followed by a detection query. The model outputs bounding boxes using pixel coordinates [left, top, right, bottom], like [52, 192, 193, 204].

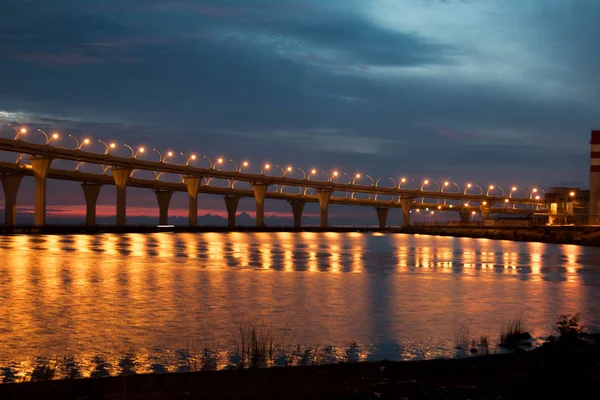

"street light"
[181, 153, 197, 166]
[8, 124, 27, 140]
[98, 140, 116, 154]
[153, 148, 174, 163]
[464, 183, 483, 195]
[37, 129, 60, 144]
[297, 167, 307, 179]
[69, 135, 90, 150]
[398, 177, 408, 189]
[570, 191, 576, 197]
[124, 144, 145, 158]
[276, 165, 293, 176]
[328, 170, 339, 182]
[261, 163, 271, 174]
[307, 169, 319, 181]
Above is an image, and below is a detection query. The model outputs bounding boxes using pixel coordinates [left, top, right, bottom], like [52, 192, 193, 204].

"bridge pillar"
[289, 200, 305, 229]
[399, 197, 413, 227]
[81, 183, 102, 226]
[155, 190, 173, 225]
[31, 156, 53, 226]
[459, 211, 471, 223]
[252, 183, 268, 227]
[0, 174, 22, 226]
[480, 204, 491, 219]
[224, 195, 240, 228]
[376, 207, 389, 229]
[112, 167, 131, 226]
[185, 176, 202, 226]
[317, 189, 332, 228]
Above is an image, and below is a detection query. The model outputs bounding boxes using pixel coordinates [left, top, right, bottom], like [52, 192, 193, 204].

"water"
[0, 232, 599, 380]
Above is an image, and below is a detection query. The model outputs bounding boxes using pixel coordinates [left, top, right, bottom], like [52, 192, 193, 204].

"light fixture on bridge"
[217, 157, 224, 165]
[125, 144, 145, 158]
[8, 124, 27, 140]
[505, 199, 509, 203]
[261, 163, 271, 174]
[471, 211, 476, 215]
[243, 161, 249, 167]
[570, 191, 576, 197]
[535, 195, 541, 200]
[424, 179, 429, 185]
[449, 205, 453, 208]
[444, 181, 449, 186]
[37, 129, 60, 145]
[437, 205, 442, 210]
[482, 201, 487, 205]
[512, 186, 517, 192]
[98, 140, 115, 154]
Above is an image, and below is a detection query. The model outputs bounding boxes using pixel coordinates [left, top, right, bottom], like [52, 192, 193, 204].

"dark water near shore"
[0, 232, 599, 380]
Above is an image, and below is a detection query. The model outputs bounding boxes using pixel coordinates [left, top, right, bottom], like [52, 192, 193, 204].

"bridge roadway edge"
[0, 225, 598, 247]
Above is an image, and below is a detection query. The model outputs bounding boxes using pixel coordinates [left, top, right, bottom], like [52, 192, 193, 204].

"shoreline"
[1, 224, 599, 246]
[0, 340, 598, 399]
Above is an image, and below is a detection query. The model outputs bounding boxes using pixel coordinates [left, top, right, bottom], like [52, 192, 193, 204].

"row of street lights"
[4, 124, 543, 199]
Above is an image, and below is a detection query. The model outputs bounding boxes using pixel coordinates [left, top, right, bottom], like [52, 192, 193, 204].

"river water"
[0, 232, 599, 380]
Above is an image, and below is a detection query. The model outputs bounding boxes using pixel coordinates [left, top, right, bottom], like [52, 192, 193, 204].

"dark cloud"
[0, 0, 598, 215]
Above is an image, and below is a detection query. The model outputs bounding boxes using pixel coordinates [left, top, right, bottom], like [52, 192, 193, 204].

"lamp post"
[261, 163, 271, 175]
[37, 129, 60, 144]
[8, 124, 27, 140]
[307, 169, 319, 181]
[124, 144, 145, 158]
[276, 165, 293, 177]
[486, 185, 505, 196]
[297, 168, 307, 179]
[328, 170, 339, 182]
[181, 152, 197, 166]
[69, 135, 90, 150]
[98, 140, 116, 154]
[153, 149, 174, 163]
[464, 183, 483, 195]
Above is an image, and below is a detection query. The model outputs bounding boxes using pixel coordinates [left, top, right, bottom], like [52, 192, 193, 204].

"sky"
[0, 0, 598, 223]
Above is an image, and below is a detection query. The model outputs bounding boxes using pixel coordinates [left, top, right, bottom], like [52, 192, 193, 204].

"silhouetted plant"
[234, 321, 291, 368]
[30, 359, 56, 382]
[555, 313, 584, 342]
[478, 336, 490, 355]
[454, 324, 470, 350]
[499, 318, 530, 349]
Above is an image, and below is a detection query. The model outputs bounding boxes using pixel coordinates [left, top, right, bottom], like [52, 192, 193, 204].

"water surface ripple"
[0, 232, 599, 379]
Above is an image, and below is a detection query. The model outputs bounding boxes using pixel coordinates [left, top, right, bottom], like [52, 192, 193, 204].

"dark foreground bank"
[1, 340, 599, 400]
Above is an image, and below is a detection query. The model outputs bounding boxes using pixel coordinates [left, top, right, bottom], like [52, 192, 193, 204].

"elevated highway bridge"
[0, 135, 546, 228]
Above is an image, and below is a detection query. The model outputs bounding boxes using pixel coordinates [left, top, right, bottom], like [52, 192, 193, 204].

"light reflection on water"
[0, 232, 600, 380]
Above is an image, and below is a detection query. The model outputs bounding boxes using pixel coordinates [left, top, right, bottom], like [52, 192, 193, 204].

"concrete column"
[224, 196, 240, 229]
[112, 167, 131, 226]
[289, 200, 305, 229]
[185, 176, 202, 226]
[252, 184, 268, 227]
[0, 174, 22, 226]
[317, 190, 332, 228]
[459, 212, 471, 223]
[155, 190, 173, 225]
[81, 183, 102, 226]
[399, 198, 413, 227]
[480, 204, 491, 219]
[376, 207, 389, 229]
[31, 156, 53, 226]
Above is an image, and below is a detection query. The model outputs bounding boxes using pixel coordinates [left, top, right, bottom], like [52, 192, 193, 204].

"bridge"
[0, 129, 546, 228]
